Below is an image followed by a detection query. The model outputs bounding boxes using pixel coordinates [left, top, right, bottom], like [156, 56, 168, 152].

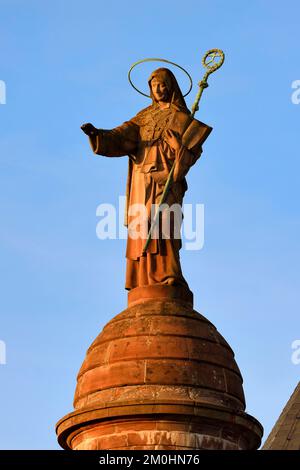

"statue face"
[150, 77, 170, 103]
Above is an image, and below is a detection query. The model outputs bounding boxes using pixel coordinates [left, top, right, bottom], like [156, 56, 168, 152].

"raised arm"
[81, 120, 139, 157]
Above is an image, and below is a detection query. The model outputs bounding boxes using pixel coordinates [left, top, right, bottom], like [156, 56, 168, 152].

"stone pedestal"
[56, 286, 263, 450]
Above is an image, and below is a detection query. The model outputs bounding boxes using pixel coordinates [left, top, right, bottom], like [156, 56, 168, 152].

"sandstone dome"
[57, 296, 262, 450]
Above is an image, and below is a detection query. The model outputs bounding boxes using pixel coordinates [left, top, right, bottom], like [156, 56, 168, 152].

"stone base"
[128, 284, 193, 307]
[57, 402, 262, 450]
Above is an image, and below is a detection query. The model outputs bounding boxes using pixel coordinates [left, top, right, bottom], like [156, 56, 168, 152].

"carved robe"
[88, 68, 212, 290]
[89, 105, 211, 290]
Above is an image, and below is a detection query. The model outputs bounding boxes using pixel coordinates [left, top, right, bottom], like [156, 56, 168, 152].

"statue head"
[148, 68, 190, 113]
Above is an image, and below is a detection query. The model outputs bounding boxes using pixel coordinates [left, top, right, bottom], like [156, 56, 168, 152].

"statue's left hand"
[164, 129, 181, 151]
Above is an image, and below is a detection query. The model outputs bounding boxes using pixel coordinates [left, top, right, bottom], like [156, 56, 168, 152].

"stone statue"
[81, 68, 212, 291]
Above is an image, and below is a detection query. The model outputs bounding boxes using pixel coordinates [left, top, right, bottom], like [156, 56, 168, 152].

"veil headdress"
[148, 68, 190, 114]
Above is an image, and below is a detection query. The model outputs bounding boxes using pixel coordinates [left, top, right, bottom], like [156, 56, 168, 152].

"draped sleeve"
[88, 118, 140, 228]
[88, 120, 139, 157]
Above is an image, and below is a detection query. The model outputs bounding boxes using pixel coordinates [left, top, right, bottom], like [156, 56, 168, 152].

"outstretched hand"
[81, 123, 98, 136]
[164, 129, 181, 151]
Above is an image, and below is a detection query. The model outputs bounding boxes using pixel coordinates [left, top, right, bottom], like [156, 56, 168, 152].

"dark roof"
[263, 382, 300, 450]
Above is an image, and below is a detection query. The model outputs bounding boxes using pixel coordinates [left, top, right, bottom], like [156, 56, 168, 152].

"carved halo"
[128, 58, 193, 98]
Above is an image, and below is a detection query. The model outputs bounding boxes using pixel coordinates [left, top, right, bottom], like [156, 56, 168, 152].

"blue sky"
[0, 0, 299, 449]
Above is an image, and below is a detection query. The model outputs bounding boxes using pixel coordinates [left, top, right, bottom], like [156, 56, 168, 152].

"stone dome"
[75, 300, 245, 411]
[57, 295, 262, 450]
